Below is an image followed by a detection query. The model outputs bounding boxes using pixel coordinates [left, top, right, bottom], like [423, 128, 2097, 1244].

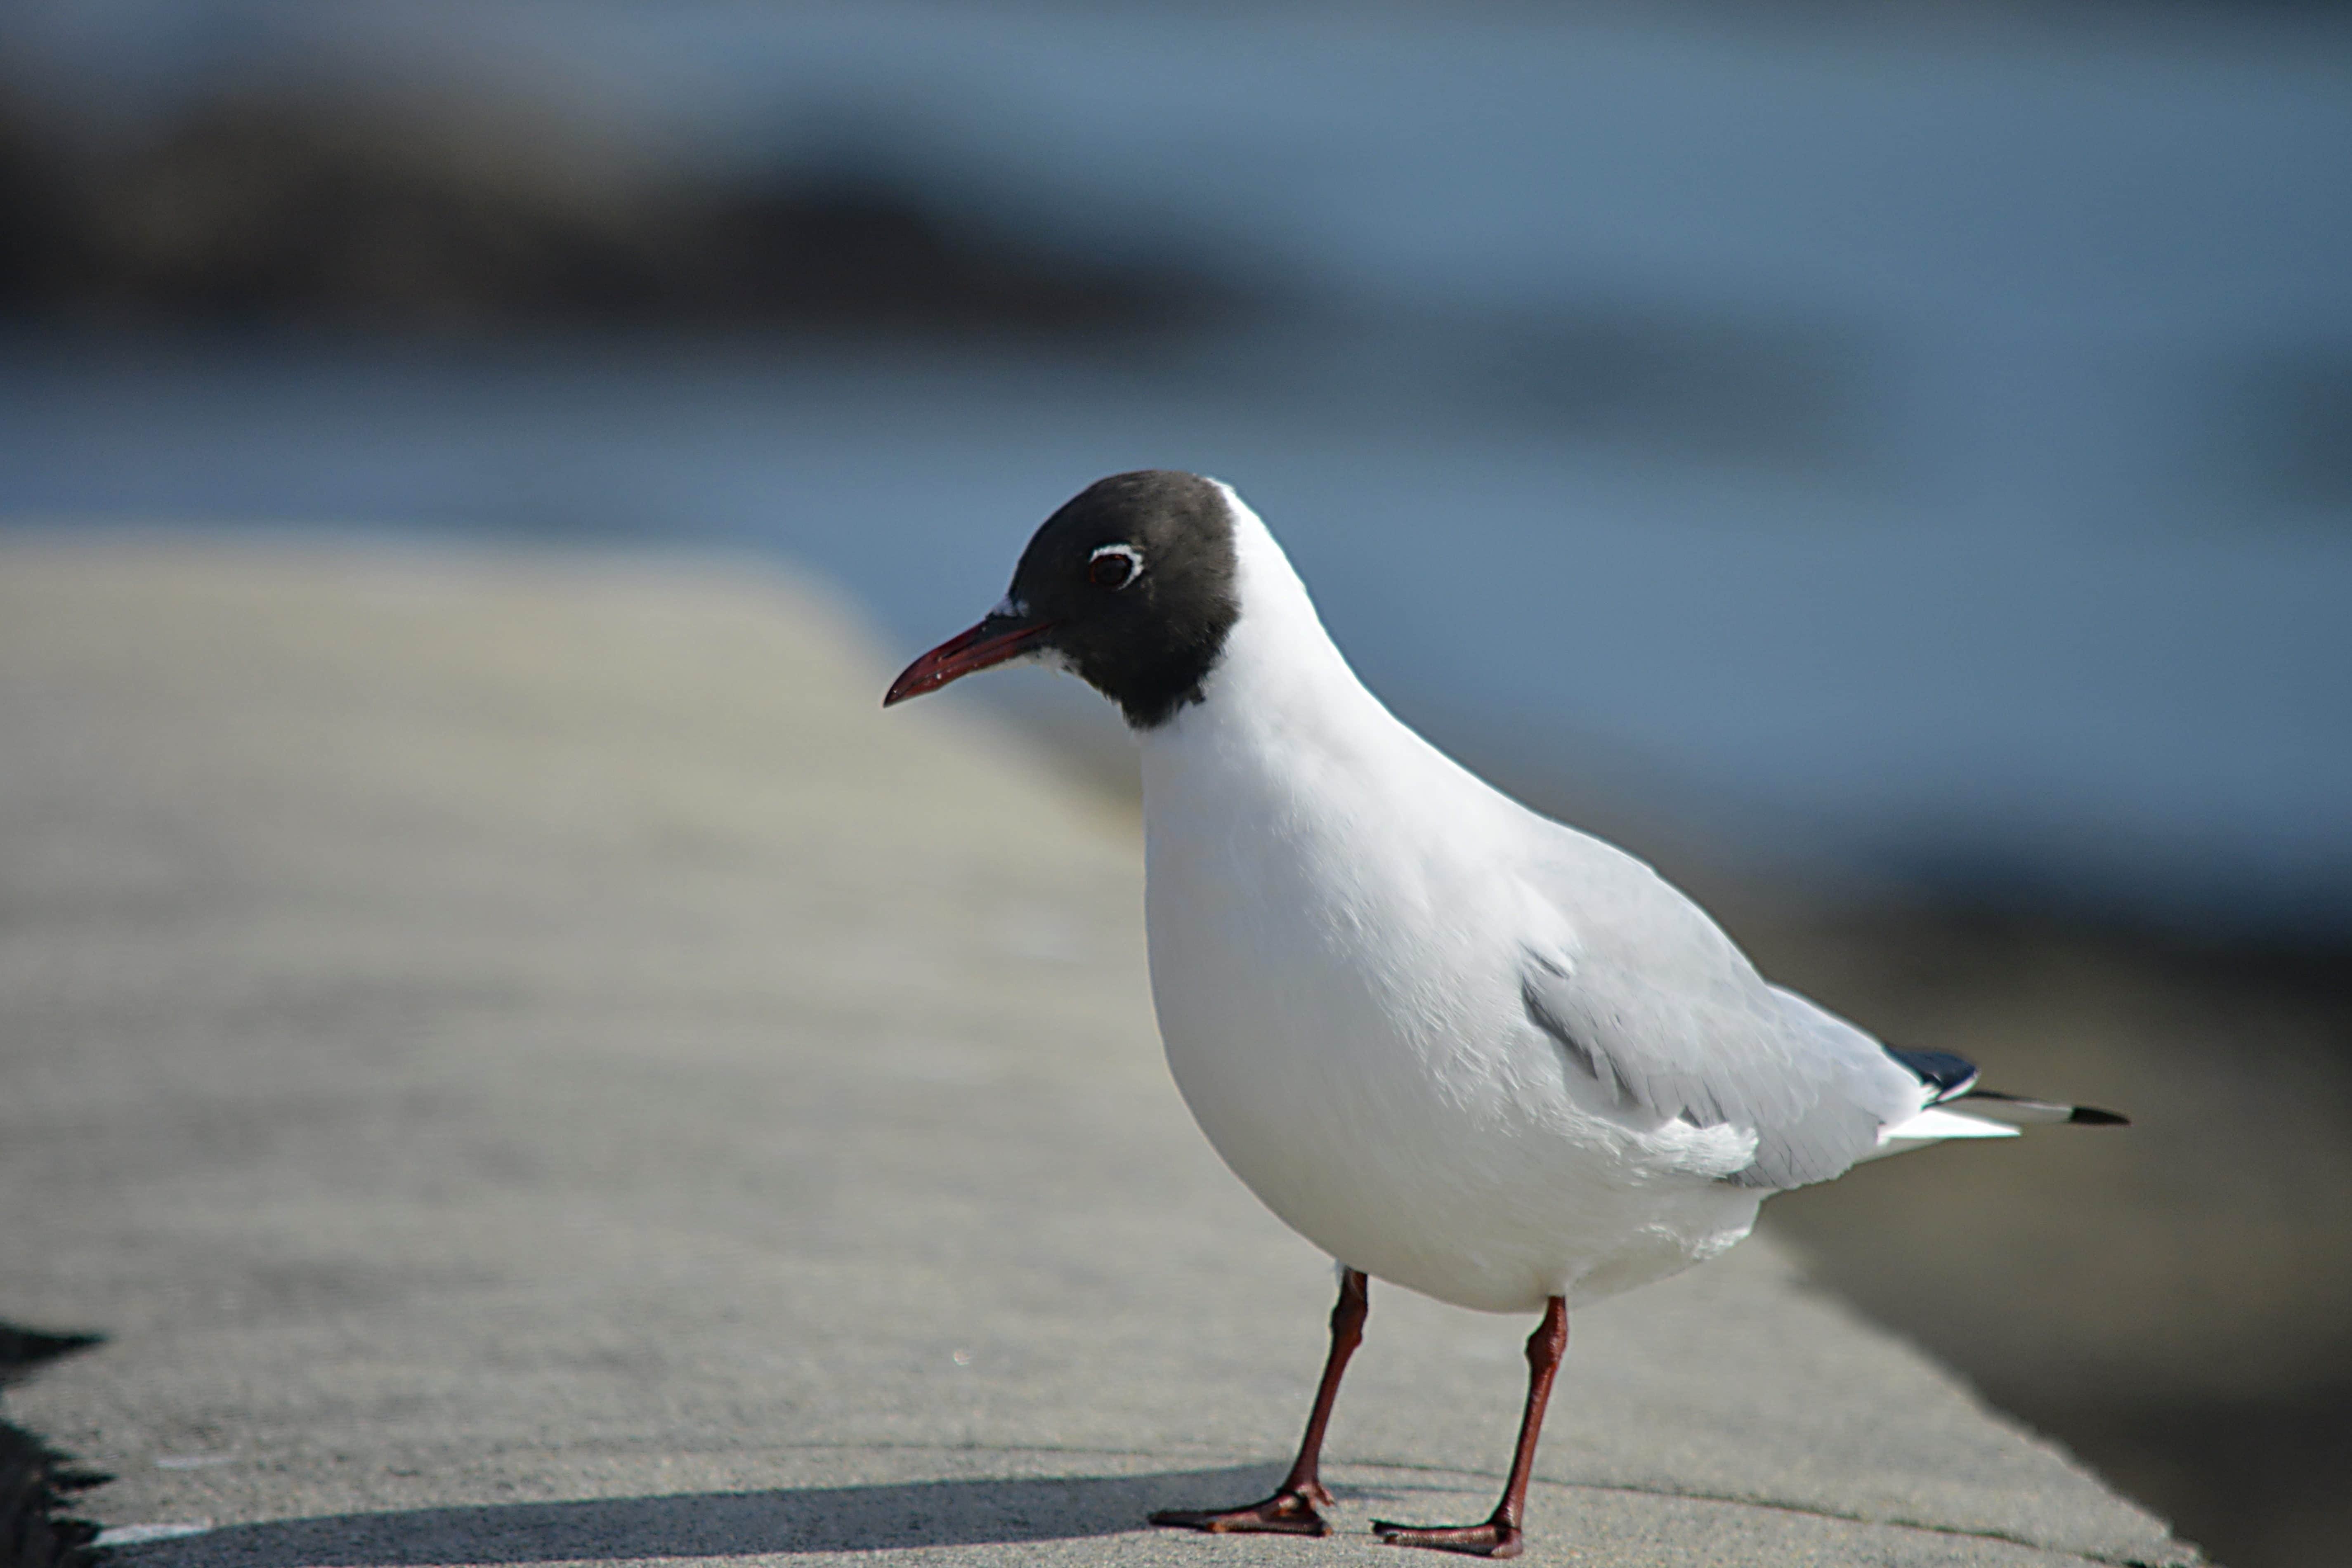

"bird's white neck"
[1137, 486, 1429, 796]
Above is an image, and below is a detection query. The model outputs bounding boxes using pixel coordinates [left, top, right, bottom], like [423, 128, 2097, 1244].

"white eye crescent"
[1088, 543, 1144, 590]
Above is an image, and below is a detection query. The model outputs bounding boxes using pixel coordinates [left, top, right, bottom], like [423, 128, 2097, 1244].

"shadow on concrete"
[0, 1325, 104, 1388]
[1, 1320, 107, 1568]
[132, 1465, 1297, 1565]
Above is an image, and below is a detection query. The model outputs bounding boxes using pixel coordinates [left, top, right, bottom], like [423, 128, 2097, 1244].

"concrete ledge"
[0, 540, 2194, 1566]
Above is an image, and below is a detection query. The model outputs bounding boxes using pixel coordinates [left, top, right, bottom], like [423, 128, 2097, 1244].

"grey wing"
[1514, 832, 1921, 1189]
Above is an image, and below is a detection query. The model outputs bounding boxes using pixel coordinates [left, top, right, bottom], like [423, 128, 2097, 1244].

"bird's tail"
[1942, 1088, 2129, 1126]
[1861, 1046, 2129, 1162]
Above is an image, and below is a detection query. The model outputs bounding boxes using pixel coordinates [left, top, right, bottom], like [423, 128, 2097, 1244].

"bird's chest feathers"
[1139, 727, 1511, 1096]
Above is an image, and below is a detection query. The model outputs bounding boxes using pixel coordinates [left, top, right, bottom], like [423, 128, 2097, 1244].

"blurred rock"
[0, 96, 85, 305]
[0, 90, 1235, 336]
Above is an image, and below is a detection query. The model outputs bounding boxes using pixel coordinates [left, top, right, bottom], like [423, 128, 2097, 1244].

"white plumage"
[1141, 484, 2014, 1313]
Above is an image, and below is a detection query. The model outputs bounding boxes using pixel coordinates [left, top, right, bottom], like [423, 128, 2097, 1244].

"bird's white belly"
[1144, 831, 1762, 1315]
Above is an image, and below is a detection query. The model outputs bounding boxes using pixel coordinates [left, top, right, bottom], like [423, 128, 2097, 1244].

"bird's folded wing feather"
[1513, 835, 1920, 1189]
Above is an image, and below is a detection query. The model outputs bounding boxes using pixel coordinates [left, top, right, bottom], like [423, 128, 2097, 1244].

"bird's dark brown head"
[884, 470, 1241, 729]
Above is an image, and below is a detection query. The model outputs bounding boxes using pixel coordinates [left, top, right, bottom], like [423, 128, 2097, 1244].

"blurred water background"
[3, 4, 2347, 1564]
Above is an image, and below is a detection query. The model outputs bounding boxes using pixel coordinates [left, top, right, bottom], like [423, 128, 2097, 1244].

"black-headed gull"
[885, 471, 2123, 1559]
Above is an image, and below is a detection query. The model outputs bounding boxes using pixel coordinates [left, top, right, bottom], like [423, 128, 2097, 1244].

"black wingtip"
[1887, 1046, 1979, 1101]
[2068, 1105, 2130, 1126]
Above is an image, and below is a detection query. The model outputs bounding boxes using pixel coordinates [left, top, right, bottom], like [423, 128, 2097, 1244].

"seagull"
[883, 471, 2125, 1559]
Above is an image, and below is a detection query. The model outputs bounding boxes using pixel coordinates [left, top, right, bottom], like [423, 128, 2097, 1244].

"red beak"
[883, 616, 1060, 706]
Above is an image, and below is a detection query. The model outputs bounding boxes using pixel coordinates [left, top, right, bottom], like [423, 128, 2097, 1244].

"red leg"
[1373, 1294, 1568, 1559]
[1150, 1267, 1370, 1536]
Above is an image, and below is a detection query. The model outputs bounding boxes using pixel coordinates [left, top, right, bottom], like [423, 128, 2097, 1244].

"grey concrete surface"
[0, 539, 2194, 1566]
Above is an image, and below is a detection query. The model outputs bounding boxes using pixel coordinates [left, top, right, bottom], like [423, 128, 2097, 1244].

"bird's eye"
[1088, 543, 1143, 590]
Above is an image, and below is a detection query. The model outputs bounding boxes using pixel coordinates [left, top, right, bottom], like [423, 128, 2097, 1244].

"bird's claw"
[1150, 1486, 1333, 1535]
[1372, 1517, 1524, 1558]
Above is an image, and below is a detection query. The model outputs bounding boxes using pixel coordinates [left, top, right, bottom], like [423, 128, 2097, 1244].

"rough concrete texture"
[0, 540, 2195, 1566]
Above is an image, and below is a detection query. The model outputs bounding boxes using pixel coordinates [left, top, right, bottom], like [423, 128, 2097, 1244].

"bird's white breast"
[1136, 494, 1762, 1313]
